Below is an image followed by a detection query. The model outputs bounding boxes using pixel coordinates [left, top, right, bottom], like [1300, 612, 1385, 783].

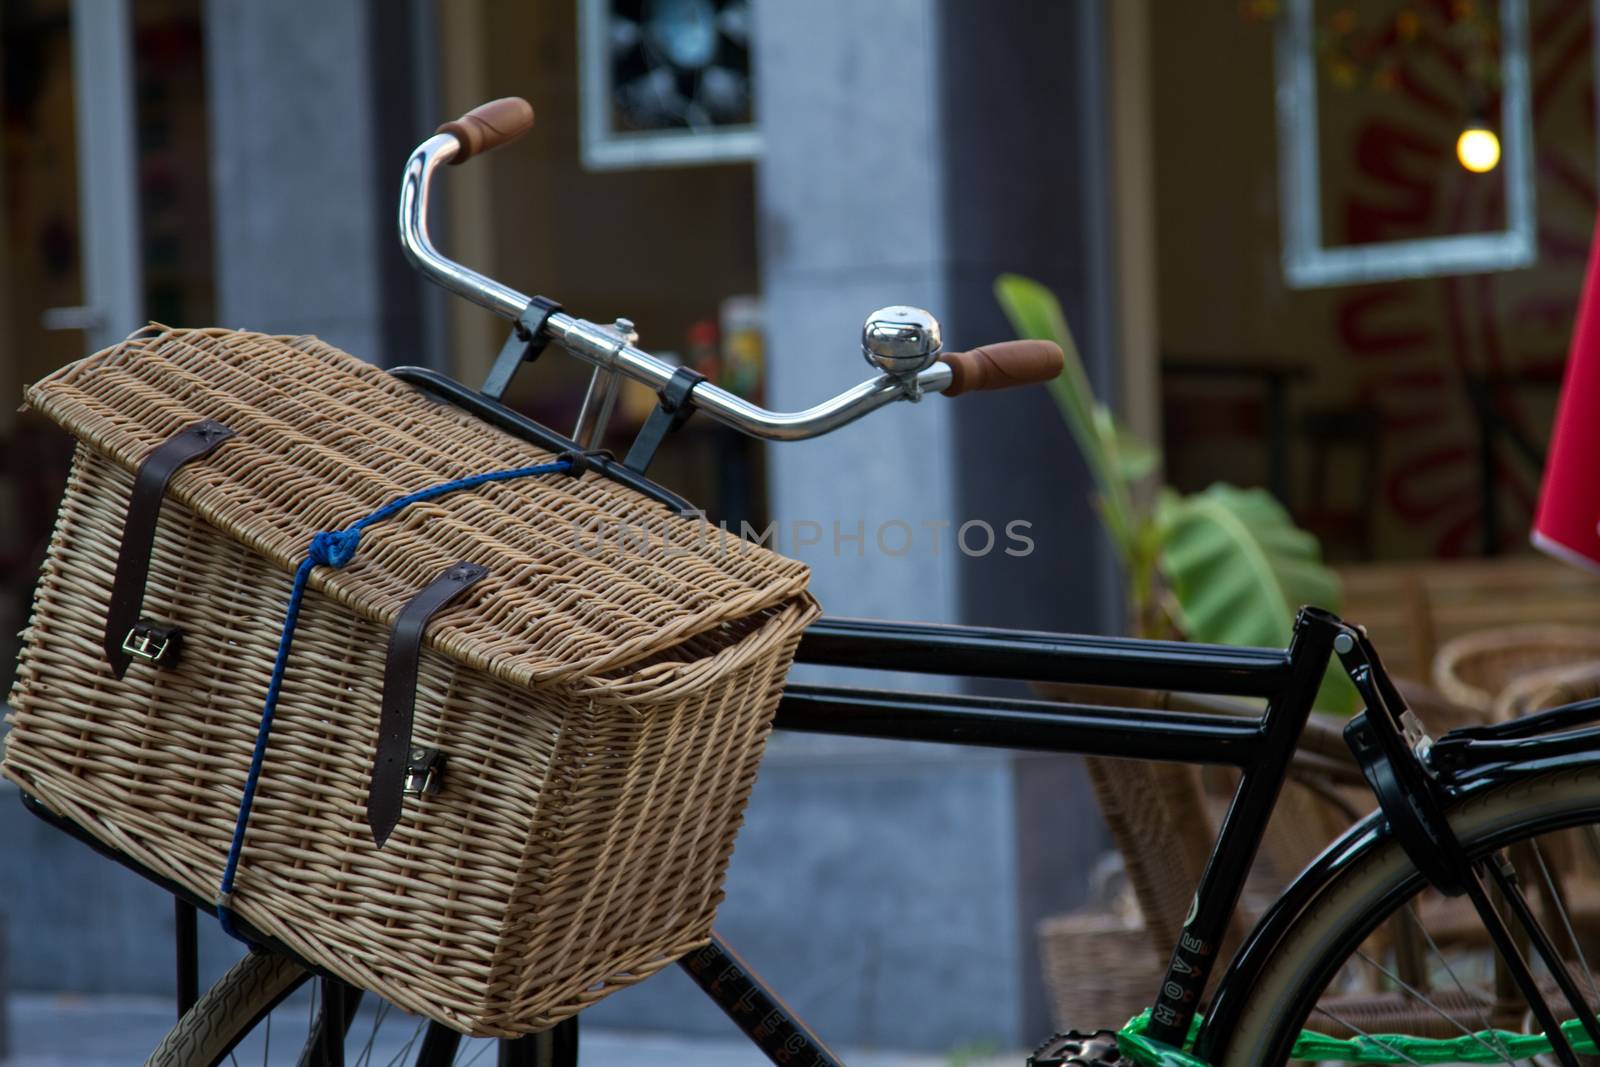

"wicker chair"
[1035, 686, 1362, 1031]
[1433, 625, 1600, 715]
[1036, 679, 1529, 1036]
[1494, 659, 1600, 720]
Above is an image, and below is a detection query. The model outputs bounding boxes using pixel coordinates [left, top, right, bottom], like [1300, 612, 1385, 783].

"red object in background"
[686, 320, 720, 381]
[1535, 213, 1600, 571]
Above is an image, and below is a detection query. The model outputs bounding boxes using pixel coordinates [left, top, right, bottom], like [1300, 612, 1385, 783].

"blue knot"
[307, 528, 362, 568]
[217, 457, 569, 944]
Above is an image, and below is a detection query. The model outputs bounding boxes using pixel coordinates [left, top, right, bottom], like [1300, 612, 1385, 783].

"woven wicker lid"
[25, 325, 812, 687]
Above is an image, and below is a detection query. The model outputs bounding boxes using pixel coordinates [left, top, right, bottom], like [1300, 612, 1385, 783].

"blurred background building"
[2, 0, 1598, 1054]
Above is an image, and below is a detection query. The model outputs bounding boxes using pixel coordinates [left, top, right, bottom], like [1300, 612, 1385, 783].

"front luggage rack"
[389, 365, 695, 515]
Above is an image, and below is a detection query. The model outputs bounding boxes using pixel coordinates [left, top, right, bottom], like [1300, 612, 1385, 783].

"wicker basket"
[2, 326, 818, 1036]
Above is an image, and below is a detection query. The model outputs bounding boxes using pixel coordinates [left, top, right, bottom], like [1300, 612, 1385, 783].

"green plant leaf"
[994, 273, 1151, 557]
[995, 272, 1352, 709]
[1157, 484, 1358, 713]
[994, 274, 1106, 481]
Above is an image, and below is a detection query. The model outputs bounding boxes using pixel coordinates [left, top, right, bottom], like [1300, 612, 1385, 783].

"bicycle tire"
[144, 948, 573, 1066]
[144, 950, 309, 1067]
[1213, 766, 1600, 1066]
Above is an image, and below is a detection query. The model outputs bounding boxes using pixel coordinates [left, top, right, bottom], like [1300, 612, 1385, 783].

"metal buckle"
[121, 620, 182, 667]
[403, 747, 445, 798]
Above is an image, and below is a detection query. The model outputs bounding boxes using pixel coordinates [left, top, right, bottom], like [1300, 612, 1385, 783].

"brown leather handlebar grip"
[437, 97, 535, 164]
[940, 340, 1064, 396]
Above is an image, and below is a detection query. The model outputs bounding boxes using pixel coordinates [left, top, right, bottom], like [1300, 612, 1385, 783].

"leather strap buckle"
[121, 620, 183, 667]
[367, 560, 489, 846]
[403, 747, 446, 798]
[104, 419, 236, 678]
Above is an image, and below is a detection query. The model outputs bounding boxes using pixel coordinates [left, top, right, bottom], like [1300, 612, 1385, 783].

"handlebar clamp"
[623, 366, 708, 474]
[481, 297, 564, 402]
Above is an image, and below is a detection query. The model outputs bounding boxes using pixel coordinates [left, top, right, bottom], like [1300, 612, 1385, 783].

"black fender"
[1196, 751, 1600, 1063]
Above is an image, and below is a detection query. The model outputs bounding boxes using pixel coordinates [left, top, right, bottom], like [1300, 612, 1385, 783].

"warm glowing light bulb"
[1456, 125, 1501, 173]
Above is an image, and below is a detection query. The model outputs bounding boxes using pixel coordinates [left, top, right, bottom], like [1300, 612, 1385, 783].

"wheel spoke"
[1406, 902, 1515, 1060]
[1311, 1003, 1433, 1066]
[1461, 860, 1584, 1066]
[1352, 948, 1516, 1062]
[1531, 839, 1600, 1010]
[417, 1021, 470, 1067]
[1485, 852, 1600, 1056]
[458, 1040, 494, 1067]
[354, 1000, 391, 1067]
[379, 1019, 427, 1067]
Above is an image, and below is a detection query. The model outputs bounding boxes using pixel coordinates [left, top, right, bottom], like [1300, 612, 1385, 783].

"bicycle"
[22, 98, 1600, 1067]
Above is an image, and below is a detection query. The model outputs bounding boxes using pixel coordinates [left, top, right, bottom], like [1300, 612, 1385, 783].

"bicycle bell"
[862, 306, 942, 375]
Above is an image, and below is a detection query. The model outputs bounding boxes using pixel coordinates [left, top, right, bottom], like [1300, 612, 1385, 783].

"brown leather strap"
[104, 419, 236, 678]
[368, 560, 489, 846]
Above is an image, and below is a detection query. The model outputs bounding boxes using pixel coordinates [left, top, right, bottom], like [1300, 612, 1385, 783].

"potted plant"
[996, 272, 1352, 710]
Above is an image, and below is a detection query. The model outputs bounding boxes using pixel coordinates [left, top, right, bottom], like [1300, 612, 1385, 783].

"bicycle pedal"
[1027, 1029, 1123, 1067]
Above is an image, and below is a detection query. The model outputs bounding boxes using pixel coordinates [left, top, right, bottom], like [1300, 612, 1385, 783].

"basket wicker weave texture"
[3, 326, 818, 1035]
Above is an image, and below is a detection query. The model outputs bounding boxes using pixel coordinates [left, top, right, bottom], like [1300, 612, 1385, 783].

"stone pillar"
[724, 0, 1121, 1048]
[203, 0, 436, 367]
[754, 0, 1120, 635]
[756, 0, 959, 625]
[934, 1, 1125, 1037]
[937, 0, 1124, 641]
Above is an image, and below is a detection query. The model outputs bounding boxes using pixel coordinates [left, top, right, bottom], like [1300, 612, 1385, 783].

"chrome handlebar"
[399, 132, 953, 442]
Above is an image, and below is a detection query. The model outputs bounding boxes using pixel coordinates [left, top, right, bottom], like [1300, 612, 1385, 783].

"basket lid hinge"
[104, 419, 236, 679]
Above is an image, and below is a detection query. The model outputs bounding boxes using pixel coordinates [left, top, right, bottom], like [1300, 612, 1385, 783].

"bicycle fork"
[1338, 625, 1600, 1067]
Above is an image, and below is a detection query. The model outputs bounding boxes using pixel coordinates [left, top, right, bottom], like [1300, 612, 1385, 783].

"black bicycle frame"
[388, 360, 1341, 1048]
[388, 360, 1338, 1049]
[670, 607, 1344, 1056]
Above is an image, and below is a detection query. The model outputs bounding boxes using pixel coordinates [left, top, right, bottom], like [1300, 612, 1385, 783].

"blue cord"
[216, 458, 570, 940]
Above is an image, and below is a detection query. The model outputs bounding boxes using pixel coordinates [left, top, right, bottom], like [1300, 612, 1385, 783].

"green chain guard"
[1117, 1009, 1597, 1064]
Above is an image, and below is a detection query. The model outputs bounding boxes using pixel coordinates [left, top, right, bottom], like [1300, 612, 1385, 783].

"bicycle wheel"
[144, 949, 577, 1067]
[1214, 765, 1600, 1066]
